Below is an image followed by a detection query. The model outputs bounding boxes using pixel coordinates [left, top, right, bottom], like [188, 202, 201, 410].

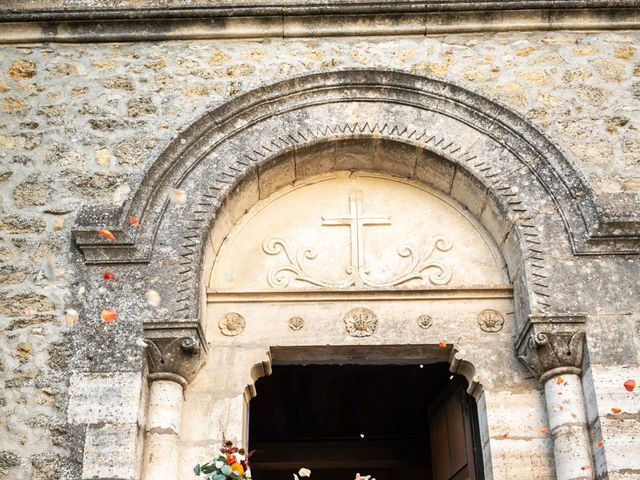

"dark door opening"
[248, 363, 484, 480]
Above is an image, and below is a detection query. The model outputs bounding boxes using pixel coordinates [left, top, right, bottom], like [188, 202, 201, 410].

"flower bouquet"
[194, 441, 252, 479]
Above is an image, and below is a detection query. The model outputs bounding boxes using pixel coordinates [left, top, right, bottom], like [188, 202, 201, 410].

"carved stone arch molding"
[72, 69, 635, 344]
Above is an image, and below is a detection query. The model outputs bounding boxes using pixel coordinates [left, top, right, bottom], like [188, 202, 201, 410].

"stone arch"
[73, 69, 607, 327]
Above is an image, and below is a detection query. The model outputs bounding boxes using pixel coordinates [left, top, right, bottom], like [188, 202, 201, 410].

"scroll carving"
[143, 322, 208, 385]
[263, 235, 452, 289]
[518, 331, 586, 383]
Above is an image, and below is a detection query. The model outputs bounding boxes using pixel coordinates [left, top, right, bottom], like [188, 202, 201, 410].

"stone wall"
[1, 30, 640, 479]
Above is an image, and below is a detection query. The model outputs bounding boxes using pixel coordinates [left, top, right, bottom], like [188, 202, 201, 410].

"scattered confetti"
[65, 309, 79, 328]
[98, 229, 116, 241]
[438, 340, 447, 348]
[102, 271, 115, 281]
[360, 433, 365, 438]
[128, 216, 140, 227]
[101, 308, 117, 324]
[146, 289, 161, 307]
[135, 338, 148, 348]
[624, 379, 636, 392]
[42, 255, 56, 281]
[597, 440, 604, 448]
[611, 407, 622, 414]
[556, 376, 564, 385]
[170, 188, 187, 204]
[298, 468, 311, 478]
[539, 427, 548, 434]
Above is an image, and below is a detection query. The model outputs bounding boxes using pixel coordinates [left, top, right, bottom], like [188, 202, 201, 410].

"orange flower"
[231, 463, 244, 475]
[98, 229, 116, 241]
[225, 454, 236, 465]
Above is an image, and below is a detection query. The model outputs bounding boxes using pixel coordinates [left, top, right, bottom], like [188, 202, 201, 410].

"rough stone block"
[68, 372, 143, 425]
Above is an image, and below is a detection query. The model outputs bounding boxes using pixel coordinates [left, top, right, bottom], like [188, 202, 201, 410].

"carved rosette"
[517, 329, 586, 384]
[143, 322, 208, 386]
[477, 309, 504, 333]
[344, 307, 378, 337]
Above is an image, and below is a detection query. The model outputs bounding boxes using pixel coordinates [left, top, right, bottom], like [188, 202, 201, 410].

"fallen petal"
[102, 271, 115, 280]
[170, 188, 187, 204]
[135, 338, 148, 348]
[556, 376, 564, 385]
[98, 229, 116, 241]
[101, 308, 117, 324]
[65, 309, 79, 328]
[42, 255, 56, 281]
[298, 468, 311, 477]
[597, 440, 604, 448]
[128, 216, 140, 227]
[438, 340, 447, 348]
[146, 289, 161, 307]
[611, 407, 622, 414]
[623, 379, 636, 392]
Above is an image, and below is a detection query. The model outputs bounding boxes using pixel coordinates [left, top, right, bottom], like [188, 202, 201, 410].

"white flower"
[299, 468, 311, 477]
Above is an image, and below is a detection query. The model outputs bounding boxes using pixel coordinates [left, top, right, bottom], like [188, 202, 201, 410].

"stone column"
[142, 323, 208, 480]
[517, 321, 593, 480]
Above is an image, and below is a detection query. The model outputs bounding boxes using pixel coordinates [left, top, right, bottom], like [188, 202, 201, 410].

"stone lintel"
[516, 315, 587, 383]
[143, 321, 208, 385]
[0, 3, 639, 44]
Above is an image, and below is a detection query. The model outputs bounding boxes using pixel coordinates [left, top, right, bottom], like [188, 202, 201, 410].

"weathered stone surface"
[12, 180, 52, 206]
[8, 59, 36, 79]
[127, 96, 156, 117]
[0, 292, 55, 316]
[114, 137, 157, 166]
[0, 215, 46, 234]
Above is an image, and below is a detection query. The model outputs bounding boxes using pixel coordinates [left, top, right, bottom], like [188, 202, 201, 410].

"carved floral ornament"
[263, 191, 453, 289]
[477, 309, 505, 333]
[219, 312, 246, 336]
[344, 307, 378, 337]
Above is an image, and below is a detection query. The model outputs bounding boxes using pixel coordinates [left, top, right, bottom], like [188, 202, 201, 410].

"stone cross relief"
[262, 191, 453, 288]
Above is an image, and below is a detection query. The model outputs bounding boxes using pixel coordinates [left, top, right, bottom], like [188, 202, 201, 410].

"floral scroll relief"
[262, 235, 453, 288]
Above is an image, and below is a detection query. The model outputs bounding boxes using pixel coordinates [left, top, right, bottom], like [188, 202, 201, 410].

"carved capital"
[516, 315, 587, 384]
[143, 321, 208, 386]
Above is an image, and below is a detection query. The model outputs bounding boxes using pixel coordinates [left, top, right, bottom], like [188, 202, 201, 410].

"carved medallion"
[263, 191, 453, 288]
[343, 307, 378, 337]
[477, 309, 504, 333]
[417, 314, 433, 329]
[288, 316, 304, 331]
[219, 312, 246, 336]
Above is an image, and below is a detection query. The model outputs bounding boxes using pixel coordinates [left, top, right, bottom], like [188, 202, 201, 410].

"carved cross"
[322, 191, 390, 285]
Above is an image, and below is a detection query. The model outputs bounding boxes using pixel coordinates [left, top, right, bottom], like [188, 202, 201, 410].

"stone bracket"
[516, 314, 587, 383]
[143, 321, 208, 385]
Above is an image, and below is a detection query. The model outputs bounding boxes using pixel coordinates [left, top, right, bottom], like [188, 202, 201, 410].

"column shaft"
[544, 373, 594, 480]
[142, 380, 184, 480]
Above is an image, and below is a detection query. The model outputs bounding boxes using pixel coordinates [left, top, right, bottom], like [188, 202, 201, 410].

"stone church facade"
[1, 2, 640, 480]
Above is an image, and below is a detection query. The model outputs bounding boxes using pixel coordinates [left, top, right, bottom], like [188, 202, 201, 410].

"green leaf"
[193, 464, 201, 476]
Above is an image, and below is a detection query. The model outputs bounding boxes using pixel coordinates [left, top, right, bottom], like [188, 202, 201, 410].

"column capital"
[143, 321, 208, 386]
[516, 315, 587, 384]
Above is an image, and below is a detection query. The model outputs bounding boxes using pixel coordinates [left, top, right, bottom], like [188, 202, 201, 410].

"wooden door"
[428, 379, 482, 480]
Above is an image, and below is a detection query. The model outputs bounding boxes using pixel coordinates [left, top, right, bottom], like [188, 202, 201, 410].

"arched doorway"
[179, 167, 521, 479]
